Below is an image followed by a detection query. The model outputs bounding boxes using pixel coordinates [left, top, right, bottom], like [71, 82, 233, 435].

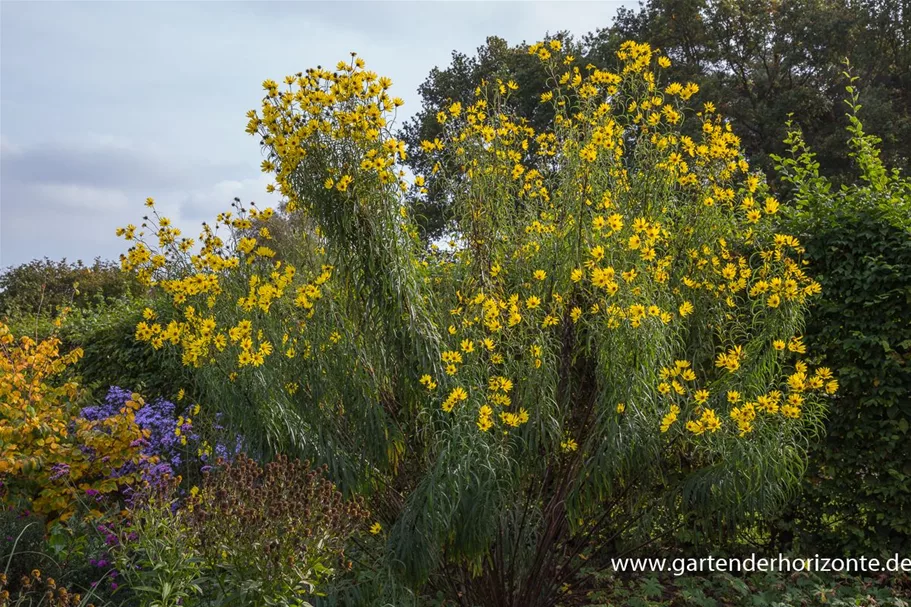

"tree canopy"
[402, 0, 911, 240]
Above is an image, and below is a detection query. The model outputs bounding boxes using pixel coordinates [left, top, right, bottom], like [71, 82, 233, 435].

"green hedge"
[62, 299, 190, 401]
[4, 297, 189, 403]
[791, 209, 911, 554]
[773, 83, 911, 555]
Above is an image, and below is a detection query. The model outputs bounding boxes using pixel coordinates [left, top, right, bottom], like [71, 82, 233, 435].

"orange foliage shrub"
[0, 320, 148, 524]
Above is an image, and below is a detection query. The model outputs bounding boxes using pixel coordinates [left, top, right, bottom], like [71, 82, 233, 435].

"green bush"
[0, 258, 140, 317]
[773, 79, 911, 555]
[58, 299, 190, 402]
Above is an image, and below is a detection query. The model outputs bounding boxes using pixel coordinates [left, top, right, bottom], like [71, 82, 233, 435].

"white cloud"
[178, 174, 279, 221]
[26, 183, 130, 213]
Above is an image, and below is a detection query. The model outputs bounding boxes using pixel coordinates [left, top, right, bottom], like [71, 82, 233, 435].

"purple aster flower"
[50, 463, 71, 481]
[80, 385, 247, 506]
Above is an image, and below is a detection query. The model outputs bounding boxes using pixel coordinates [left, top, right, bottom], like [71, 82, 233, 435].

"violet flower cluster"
[81, 387, 198, 485]
[80, 387, 244, 483]
[205, 411, 245, 467]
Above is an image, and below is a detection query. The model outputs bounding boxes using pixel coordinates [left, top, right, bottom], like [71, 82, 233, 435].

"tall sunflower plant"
[117, 40, 835, 605]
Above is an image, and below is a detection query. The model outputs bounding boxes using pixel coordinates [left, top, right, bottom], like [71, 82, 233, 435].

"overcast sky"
[0, 1, 631, 269]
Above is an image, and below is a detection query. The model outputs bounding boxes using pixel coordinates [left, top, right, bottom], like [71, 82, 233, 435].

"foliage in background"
[403, 0, 911, 240]
[59, 301, 189, 403]
[118, 39, 836, 604]
[772, 81, 911, 555]
[0, 258, 140, 318]
[607, 0, 911, 184]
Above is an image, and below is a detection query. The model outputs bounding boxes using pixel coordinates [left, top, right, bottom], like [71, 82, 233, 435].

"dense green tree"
[607, 0, 911, 185]
[402, 0, 911, 240]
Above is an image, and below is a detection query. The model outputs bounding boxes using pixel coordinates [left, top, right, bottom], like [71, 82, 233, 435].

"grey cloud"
[1, 139, 248, 191]
[0, 0, 633, 268]
[0, 169, 274, 268]
[0, 179, 133, 268]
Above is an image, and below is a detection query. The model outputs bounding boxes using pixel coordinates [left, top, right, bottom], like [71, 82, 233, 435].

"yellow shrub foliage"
[0, 321, 148, 523]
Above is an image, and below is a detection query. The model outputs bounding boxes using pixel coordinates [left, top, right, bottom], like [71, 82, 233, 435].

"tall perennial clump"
[187, 454, 368, 602]
[118, 40, 835, 605]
